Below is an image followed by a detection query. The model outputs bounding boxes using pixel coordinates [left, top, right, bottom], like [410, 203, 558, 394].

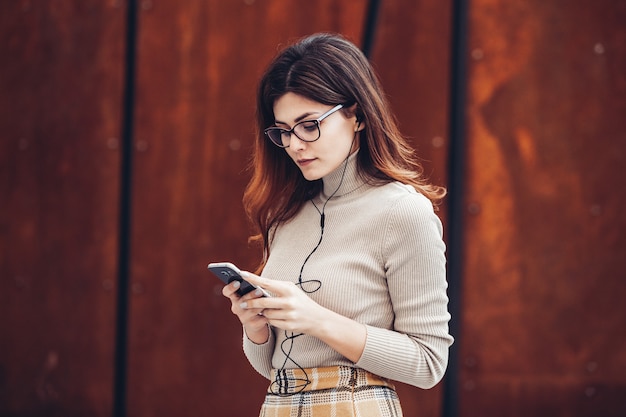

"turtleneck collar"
[320, 150, 367, 199]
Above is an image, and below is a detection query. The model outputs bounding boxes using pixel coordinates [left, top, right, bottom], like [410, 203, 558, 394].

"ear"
[355, 119, 365, 132]
[347, 103, 365, 132]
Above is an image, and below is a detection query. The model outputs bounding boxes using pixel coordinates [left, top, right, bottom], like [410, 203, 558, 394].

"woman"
[222, 33, 453, 416]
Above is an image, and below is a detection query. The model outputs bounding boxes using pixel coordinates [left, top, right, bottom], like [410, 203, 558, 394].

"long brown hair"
[243, 33, 446, 265]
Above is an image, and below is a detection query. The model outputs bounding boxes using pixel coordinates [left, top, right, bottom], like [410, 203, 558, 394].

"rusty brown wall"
[1, 0, 625, 416]
[0, 1, 126, 416]
[459, 0, 626, 416]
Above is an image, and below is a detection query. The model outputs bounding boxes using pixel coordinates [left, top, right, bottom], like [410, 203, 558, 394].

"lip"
[296, 158, 316, 166]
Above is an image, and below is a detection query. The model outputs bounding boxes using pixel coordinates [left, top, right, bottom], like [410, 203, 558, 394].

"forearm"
[243, 325, 275, 379]
[307, 307, 367, 363]
[355, 325, 451, 388]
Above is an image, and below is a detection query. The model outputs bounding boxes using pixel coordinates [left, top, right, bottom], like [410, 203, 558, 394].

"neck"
[320, 151, 364, 198]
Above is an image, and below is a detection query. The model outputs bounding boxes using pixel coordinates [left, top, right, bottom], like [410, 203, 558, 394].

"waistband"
[268, 366, 395, 395]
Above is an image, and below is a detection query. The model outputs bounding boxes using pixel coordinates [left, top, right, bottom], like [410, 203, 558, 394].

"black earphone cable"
[270, 136, 356, 396]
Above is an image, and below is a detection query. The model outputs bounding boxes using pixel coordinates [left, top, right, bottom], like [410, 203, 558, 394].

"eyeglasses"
[264, 104, 343, 148]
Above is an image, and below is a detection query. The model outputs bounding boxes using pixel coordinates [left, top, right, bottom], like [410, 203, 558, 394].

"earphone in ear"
[355, 119, 362, 132]
[353, 105, 363, 131]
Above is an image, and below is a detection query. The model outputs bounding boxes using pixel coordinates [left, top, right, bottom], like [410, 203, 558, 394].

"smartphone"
[208, 262, 270, 297]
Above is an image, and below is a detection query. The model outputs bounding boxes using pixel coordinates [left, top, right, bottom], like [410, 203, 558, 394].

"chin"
[301, 173, 322, 181]
[299, 169, 325, 181]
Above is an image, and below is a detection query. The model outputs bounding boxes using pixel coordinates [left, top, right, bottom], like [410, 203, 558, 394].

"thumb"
[241, 271, 269, 288]
[242, 271, 281, 295]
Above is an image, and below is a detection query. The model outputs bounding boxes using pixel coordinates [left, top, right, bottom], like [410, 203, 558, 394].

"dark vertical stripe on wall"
[113, 1, 138, 416]
[442, 0, 469, 416]
[361, 0, 381, 58]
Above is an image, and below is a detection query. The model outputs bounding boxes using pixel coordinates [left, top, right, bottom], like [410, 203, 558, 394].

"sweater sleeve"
[355, 192, 453, 388]
[242, 325, 276, 380]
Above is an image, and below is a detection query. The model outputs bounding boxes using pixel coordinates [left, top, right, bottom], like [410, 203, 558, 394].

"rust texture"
[461, 0, 626, 416]
[0, 1, 126, 416]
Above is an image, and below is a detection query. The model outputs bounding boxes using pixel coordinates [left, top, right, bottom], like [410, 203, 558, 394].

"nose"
[288, 134, 306, 152]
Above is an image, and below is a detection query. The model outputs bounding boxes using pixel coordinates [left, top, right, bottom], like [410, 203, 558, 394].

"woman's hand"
[222, 279, 269, 344]
[240, 272, 367, 363]
[239, 272, 327, 335]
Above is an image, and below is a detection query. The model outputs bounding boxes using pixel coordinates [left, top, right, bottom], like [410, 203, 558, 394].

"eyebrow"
[274, 111, 320, 126]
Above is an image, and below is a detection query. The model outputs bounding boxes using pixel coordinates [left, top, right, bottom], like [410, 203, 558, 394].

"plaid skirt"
[259, 366, 403, 417]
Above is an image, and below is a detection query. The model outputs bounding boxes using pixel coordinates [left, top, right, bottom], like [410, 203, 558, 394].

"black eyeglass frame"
[264, 104, 344, 148]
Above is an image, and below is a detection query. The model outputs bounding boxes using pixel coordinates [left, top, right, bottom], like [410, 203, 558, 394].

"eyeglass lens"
[267, 121, 320, 147]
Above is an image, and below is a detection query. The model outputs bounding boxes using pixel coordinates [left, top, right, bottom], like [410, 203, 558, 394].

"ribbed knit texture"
[243, 152, 453, 389]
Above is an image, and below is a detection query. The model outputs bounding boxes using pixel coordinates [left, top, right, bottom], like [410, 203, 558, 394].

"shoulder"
[373, 182, 442, 234]
[374, 183, 445, 260]
[374, 182, 436, 214]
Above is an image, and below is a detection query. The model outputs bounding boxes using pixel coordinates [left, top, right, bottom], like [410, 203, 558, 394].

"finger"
[258, 309, 276, 320]
[241, 310, 269, 328]
[231, 300, 265, 319]
[239, 299, 265, 311]
[242, 271, 288, 295]
[241, 287, 269, 301]
[241, 271, 270, 288]
[222, 280, 242, 298]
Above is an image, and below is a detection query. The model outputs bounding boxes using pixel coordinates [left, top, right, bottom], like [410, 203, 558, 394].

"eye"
[299, 121, 318, 132]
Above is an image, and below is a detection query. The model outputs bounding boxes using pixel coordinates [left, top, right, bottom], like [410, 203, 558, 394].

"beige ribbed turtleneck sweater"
[243, 152, 453, 389]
